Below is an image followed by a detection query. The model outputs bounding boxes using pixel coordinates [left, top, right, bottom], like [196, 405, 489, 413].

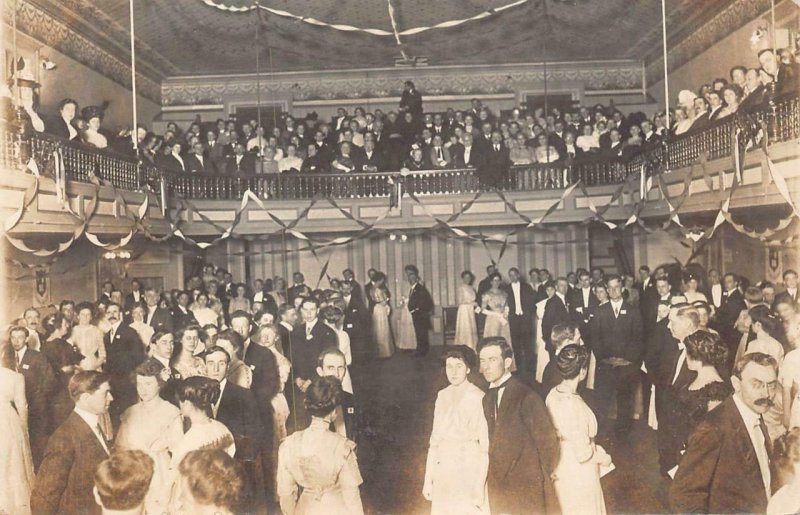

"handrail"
[3, 94, 798, 201]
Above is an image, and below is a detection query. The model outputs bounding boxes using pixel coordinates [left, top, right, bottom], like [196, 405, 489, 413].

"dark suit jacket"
[340, 391, 360, 442]
[589, 301, 644, 364]
[31, 412, 108, 515]
[503, 281, 537, 323]
[225, 154, 256, 174]
[449, 143, 482, 168]
[9, 348, 55, 440]
[343, 295, 368, 345]
[483, 378, 560, 514]
[289, 321, 339, 382]
[244, 340, 280, 444]
[644, 319, 688, 388]
[123, 291, 143, 317]
[172, 306, 198, 331]
[216, 380, 265, 460]
[567, 286, 598, 324]
[399, 89, 423, 116]
[428, 145, 452, 168]
[355, 150, 385, 173]
[45, 117, 78, 141]
[717, 289, 747, 332]
[104, 324, 145, 402]
[541, 294, 573, 354]
[476, 144, 511, 187]
[184, 153, 213, 174]
[407, 282, 434, 330]
[161, 153, 186, 173]
[670, 397, 770, 514]
[146, 306, 174, 333]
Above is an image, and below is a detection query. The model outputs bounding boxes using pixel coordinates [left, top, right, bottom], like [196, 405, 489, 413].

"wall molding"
[5, 0, 161, 102]
[161, 60, 645, 107]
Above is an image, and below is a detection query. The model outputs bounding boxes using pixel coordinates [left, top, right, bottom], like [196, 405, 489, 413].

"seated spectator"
[300, 144, 327, 173]
[246, 126, 268, 154]
[706, 90, 725, 121]
[46, 98, 79, 141]
[576, 124, 600, 153]
[175, 449, 245, 515]
[641, 119, 661, 146]
[162, 141, 186, 173]
[225, 142, 255, 174]
[759, 48, 800, 97]
[93, 450, 154, 515]
[602, 128, 625, 157]
[672, 106, 695, 136]
[533, 134, 560, 163]
[563, 131, 578, 160]
[80, 106, 109, 149]
[717, 84, 744, 119]
[278, 144, 304, 173]
[428, 135, 451, 169]
[404, 146, 428, 171]
[509, 136, 533, 165]
[332, 142, 357, 173]
[355, 139, 384, 173]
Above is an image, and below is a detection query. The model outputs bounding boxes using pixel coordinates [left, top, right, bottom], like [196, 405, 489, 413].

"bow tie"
[489, 378, 511, 392]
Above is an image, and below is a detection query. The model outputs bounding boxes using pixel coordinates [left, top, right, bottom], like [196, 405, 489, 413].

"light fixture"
[41, 57, 56, 70]
[103, 250, 132, 259]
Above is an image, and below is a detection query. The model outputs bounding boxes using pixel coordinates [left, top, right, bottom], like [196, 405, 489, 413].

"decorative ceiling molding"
[5, 0, 161, 102]
[644, 0, 772, 84]
[161, 60, 644, 106]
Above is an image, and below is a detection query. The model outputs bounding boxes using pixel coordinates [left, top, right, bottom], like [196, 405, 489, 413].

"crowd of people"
[2, 254, 800, 514]
[9, 46, 794, 190]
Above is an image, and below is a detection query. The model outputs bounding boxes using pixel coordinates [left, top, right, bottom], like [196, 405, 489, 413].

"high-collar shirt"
[74, 406, 109, 454]
[732, 393, 772, 497]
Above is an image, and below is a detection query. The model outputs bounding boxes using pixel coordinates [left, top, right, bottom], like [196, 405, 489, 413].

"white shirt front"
[711, 284, 723, 307]
[213, 379, 227, 418]
[511, 282, 523, 315]
[15, 346, 28, 366]
[172, 152, 185, 171]
[74, 406, 109, 454]
[611, 299, 624, 317]
[490, 371, 513, 409]
[671, 341, 687, 385]
[464, 145, 472, 165]
[556, 292, 567, 309]
[582, 287, 591, 308]
[732, 393, 771, 498]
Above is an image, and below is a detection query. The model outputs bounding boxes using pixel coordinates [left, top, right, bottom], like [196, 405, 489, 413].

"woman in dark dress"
[674, 330, 732, 459]
[40, 313, 83, 432]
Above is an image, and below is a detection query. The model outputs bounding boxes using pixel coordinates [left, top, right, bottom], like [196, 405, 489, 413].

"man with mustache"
[670, 352, 779, 513]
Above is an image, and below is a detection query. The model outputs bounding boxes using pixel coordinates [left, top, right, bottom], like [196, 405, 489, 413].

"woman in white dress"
[116, 359, 184, 515]
[781, 316, 800, 429]
[479, 273, 511, 345]
[69, 302, 106, 371]
[129, 305, 154, 353]
[683, 273, 708, 304]
[454, 271, 479, 350]
[768, 428, 800, 514]
[370, 272, 395, 358]
[191, 292, 219, 328]
[0, 363, 34, 515]
[171, 325, 207, 379]
[255, 325, 292, 443]
[546, 344, 611, 515]
[423, 346, 489, 514]
[735, 305, 785, 364]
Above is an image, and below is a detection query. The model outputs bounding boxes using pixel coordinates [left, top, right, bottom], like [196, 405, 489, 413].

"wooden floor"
[350, 348, 669, 515]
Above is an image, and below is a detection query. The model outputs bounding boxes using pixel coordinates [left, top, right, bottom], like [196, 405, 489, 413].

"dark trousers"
[508, 314, 535, 374]
[412, 315, 430, 355]
[594, 362, 639, 433]
[655, 383, 681, 475]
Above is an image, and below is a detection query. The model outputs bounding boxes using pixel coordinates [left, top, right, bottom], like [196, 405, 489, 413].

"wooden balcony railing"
[3, 94, 798, 202]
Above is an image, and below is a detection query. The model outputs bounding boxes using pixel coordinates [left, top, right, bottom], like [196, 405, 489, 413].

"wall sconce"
[41, 57, 56, 70]
[103, 250, 132, 259]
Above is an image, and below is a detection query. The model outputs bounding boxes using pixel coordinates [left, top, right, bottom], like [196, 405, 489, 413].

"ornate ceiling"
[9, 0, 770, 100]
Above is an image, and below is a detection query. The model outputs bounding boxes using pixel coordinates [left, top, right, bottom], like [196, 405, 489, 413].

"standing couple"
[422, 337, 609, 515]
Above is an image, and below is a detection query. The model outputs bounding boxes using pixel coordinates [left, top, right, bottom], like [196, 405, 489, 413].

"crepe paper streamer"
[197, 0, 531, 38]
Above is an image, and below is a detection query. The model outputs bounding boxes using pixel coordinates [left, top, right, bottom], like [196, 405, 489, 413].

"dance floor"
[349, 349, 669, 514]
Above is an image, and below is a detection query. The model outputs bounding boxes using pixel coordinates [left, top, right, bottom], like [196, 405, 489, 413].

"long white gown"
[397, 286, 418, 351]
[371, 287, 396, 358]
[424, 381, 489, 515]
[0, 367, 34, 515]
[546, 388, 608, 515]
[454, 285, 478, 350]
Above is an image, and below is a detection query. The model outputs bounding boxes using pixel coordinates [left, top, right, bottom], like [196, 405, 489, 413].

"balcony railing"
[3, 94, 798, 202]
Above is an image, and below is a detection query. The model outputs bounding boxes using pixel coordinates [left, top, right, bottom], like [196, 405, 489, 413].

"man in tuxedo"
[642, 277, 674, 335]
[450, 132, 482, 168]
[206, 130, 226, 174]
[541, 277, 574, 358]
[568, 270, 598, 329]
[355, 139, 384, 172]
[32, 371, 112, 515]
[98, 281, 114, 305]
[670, 352, 778, 513]
[504, 267, 536, 375]
[399, 80, 423, 117]
[123, 279, 144, 319]
[648, 303, 698, 476]
[476, 130, 511, 188]
[185, 141, 212, 174]
[405, 265, 434, 357]
[342, 268, 364, 304]
[287, 272, 312, 306]
[341, 280, 369, 363]
[161, 141, 185, 173]
[477, 264, 497, 301]
[277, 303, 297, 357]
[103, 304, 145, 425]
[173, 290, 198, 330]
[479, 337, 560, 514]
[589, 275, 644, 435]
[776, 269, 798, 305]
[226, 142, 255, 174]
[706, 91, 725, 122]
[759, 48, 800, 97]
[316, 348, 360, 441]
[204, 345, 270, 512]
[428, 134, 451, 169]
[143, 288, 173, 333]
[716, 273, 747, 353]
[288, 297, 338, 431]
[636, 265, 652, 297]
[6, 325, 55, 469]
